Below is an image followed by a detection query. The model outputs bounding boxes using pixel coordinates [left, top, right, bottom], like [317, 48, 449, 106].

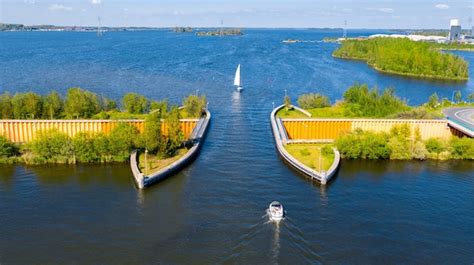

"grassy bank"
[138, 148, 188, 176]
[333, 38, 469, 82]
[284, 144, 335, 172]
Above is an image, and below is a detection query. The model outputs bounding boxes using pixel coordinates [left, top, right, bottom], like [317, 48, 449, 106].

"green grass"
[284, 144, 335, 172]
[277, 102, 473, 120]
[276, 108, 308, 118]
[138, 148, 188, 176]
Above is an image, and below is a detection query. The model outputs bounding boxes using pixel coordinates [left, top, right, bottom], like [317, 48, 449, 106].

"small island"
[172, 27, 193, 33]
[196, 28, 243, 36]
[333, 37, 469, 82]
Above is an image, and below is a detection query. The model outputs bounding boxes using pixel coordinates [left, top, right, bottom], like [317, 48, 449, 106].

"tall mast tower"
[220, 19, 224, 37]
[343, 20, 347, 39]
[97, 16, 103, 37]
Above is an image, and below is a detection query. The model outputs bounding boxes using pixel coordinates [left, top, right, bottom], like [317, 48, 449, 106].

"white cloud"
[435, 4, 450, 9]
[378, 8, 394, 13]
[49, 4, 73, 11]
[365, 7, 395, 13]
[91, 0, 101, 5]
[23, 0, 36, 4]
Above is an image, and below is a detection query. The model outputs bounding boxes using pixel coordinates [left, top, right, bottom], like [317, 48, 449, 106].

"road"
[443, 107, 474, 135]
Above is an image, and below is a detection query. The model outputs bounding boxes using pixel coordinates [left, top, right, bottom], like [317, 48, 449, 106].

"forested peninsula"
[333, 38, 469, 82]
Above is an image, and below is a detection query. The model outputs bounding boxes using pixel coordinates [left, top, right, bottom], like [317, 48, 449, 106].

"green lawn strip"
[284, 144, 335, 172]
[138, 148, 188, 176]
[276, 108, 308, 118]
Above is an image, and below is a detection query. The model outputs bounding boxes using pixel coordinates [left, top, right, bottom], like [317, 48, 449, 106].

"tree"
[12, 92, 43, 119]
[0, 92, 13, 119]
[160, 106, 184, 157]
[454, 90, 462, 103]
[140, 111, 162, 153]
[102, 97, 118, 111]
[150, 100, 168, 114]
[297, 93, 330, 109]
[64, 88, 101, 118]
[42, 91, 63, 119]
[427, 93, 439, 108]
[284, 95, 292, 111]
[183, 95, 206, 118]
[467, 92, 474, 103]
[122, 93, 149, 114]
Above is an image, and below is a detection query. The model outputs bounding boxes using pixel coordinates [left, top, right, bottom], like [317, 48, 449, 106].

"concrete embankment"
[271, 105, 341, 185]
[130, 110, 211, 189]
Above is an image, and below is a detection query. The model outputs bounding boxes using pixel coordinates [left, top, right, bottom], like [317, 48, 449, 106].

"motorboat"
[268, 201, 284, 222]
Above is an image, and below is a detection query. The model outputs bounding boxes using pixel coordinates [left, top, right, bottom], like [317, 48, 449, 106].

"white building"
[449, 19, 462, 41]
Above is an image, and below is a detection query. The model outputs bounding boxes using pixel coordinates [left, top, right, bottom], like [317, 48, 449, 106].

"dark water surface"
[0, 30, 473, 264]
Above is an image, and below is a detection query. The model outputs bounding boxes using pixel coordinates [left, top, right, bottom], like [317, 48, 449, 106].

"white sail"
[234, 64, 241, 87]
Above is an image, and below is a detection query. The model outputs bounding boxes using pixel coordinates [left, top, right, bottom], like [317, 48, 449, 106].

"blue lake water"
[0, 29, 473, 264]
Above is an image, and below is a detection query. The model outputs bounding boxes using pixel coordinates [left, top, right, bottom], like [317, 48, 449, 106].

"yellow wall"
[282, 119, 452, 140]
[0, 119, 198, 143]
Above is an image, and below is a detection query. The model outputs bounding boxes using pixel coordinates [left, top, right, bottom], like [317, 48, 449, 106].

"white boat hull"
[268, 201, 284, 222]
[236, 86, 243, 92]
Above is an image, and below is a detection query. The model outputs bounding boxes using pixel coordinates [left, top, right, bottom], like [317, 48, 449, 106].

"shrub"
[93, 133, 112, 162]
[322, 145, 334, 157]
[183, 95, 206, 118]
[343, 84, 408, 118]
[450, 137, 474, 159]
[412, 141, 428, 160]
[336, 132, 362, 159]
[359, 132, 390, 159]
[72, 133, 100, 163]
[297, 93, 330, 109]
[108, 123, 139, 161]
[29, 129, 74, 164]
[300, 148, 310, 156]
[387, 137, 412, 160]
[425, 138, 446, 154]
[122, 93, 149, 114]
[0, 136, 17, 157]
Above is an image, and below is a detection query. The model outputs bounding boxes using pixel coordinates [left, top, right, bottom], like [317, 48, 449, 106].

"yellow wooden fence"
[0, 119, 198, 143]
[282, 119, 452, 141]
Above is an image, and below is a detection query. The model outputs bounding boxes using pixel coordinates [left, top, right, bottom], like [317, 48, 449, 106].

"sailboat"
[234, 64, 243, 92]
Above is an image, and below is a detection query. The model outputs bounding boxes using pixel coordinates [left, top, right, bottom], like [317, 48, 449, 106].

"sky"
[1, 0, 474, 29]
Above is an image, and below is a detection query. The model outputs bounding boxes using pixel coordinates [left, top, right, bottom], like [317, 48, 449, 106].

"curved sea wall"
[271, 105, 340, 185]
[130, 110, 211, 189]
